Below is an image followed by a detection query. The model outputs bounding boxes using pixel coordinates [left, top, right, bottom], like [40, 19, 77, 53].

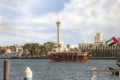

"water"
[0, 59, 119, 80]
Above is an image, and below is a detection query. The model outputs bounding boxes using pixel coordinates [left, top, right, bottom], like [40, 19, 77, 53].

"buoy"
[24, 67, 32, 80]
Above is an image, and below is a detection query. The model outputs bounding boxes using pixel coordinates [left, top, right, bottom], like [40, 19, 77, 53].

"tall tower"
[56, 20, 61, 52]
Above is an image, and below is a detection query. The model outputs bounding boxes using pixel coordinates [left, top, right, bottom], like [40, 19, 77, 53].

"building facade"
[78, 33, 120, 57]
[94, 33, 104, 43]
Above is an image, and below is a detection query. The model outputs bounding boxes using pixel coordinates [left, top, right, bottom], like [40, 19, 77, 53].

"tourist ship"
[48, 51, 88, 62]
[47, 20, 88, 62]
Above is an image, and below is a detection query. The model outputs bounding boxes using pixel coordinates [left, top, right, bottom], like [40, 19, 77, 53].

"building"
[94, 33, 104, 44]
[78, 33, 105, 50]
[14, 44, 23, 53]
[52, 41, 68, 52]
[78, 33, 120, 57]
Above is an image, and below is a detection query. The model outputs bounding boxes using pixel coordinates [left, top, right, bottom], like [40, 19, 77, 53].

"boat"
[48, 51, 88, 62]
[108, 66, 120, 75]
[48, 20, 89, 62]
[116, 63, 120, 67]
[117, 58, 120, 63]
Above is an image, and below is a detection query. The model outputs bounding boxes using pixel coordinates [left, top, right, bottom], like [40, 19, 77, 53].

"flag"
[106, 36, 119, 46]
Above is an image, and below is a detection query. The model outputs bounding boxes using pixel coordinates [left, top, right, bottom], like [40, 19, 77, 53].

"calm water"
[0, 59, 119, 80]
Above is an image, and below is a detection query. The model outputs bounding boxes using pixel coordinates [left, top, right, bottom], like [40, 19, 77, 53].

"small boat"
[116, 63, 120, 67]
[108, 66, 119, 75]
[48, 51, 88, 62]
[117, 58, 120, 63]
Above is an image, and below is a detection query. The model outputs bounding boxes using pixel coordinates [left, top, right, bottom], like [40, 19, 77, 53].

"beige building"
[78, 33, 106, 49]
[94, 33, 104, 43]
[14, 44, 23, 52]
[52, 41, 68, 52]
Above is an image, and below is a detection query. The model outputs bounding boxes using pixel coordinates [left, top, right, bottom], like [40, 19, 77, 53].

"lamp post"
[56, 20, 61, 52]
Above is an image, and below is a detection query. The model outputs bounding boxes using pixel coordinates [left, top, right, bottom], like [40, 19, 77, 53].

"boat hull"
[108, 66, 119, 75]
[48, 52, 88, 62]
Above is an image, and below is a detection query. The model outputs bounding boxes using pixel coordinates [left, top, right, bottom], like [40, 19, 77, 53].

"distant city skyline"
[0, 0, 120, 46]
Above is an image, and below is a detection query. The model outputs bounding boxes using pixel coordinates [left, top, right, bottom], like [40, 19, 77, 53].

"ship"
[47, 20, 88, 62]
[48, 51, 88, 62]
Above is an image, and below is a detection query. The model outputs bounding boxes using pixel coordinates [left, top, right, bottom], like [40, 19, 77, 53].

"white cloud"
[0, 0, 120, 46]
[0, 15, 6, 24]
[57, 0, 120, 41]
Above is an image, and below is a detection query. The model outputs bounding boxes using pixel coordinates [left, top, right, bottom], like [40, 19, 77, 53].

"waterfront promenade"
[0, 52, 119, 60]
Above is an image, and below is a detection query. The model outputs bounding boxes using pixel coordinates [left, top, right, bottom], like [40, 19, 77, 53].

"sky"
[0, 0, 120, 46]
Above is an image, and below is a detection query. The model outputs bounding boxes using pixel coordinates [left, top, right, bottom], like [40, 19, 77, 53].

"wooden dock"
[91, 67, 120, 80]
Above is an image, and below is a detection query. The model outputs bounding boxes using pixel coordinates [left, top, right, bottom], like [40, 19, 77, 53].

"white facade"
[78, 41, 90, 48]
[52, 41, 68, 52]
[6, 49, 11, 53]
[78, 33, 106, 50]
[14, 44, 23, 52]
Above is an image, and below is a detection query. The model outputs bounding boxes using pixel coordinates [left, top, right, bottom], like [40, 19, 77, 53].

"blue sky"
[0, 0, 120, 46]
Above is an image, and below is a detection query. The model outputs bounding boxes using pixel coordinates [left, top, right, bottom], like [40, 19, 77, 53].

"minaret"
[56, 20, 61, 52]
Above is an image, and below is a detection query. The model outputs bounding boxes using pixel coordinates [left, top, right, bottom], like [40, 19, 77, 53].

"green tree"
[99, 43, 104, 47]
[89, 44, 93, 48]
[43, 42, 54, 52]
[31, 43, 40, 56]
[43, 42, 54, 56]
[66, 44, 70, 51]
[0, 46, 2, 51]
[9, 45, 16, 51]
[23, 43, 32, 51]
[117, 43, 120, 47]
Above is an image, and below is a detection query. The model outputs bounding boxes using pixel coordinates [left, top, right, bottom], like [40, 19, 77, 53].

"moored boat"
[116, 63, 120, 67]
[48, 51, 88, 62]
[108, 66, 120, 75]
[48, 20, 89, 62]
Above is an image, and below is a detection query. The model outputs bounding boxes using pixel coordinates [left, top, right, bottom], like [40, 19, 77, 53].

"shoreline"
[0, 57, 118, 60]
[89, 57, 118, 60]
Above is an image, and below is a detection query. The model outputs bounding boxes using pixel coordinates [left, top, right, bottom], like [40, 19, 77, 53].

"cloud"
[0, 0, 120, 46]
[57, 0, 120, 42]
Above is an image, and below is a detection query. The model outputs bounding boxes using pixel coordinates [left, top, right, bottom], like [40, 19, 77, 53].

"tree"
[43, 42, 54, 52]
[43, 42, 54, 56]
[89, 44, 93, 48]
[23, 43, 40, 56]
[23, 43, 32, 51]
[9, 45, 16, 52]
[74, 47, 78, 51]
[31, 43, 40, 56]
[0, 46, 2, 51]
[66, 44, 70, 51]
[99, 43, 104, 47]
[117, 43, 120, 47]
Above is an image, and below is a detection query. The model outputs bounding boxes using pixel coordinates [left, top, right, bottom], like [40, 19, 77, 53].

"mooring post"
[119, 70, 120, 78]
[91, 67, 97, 80]
[3, 60, 10, 80]
[24, 67, 32, 80]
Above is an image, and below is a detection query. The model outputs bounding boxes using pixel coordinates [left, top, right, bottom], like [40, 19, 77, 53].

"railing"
[91, 67, 120, 80]
[0, 52, 22, 58]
